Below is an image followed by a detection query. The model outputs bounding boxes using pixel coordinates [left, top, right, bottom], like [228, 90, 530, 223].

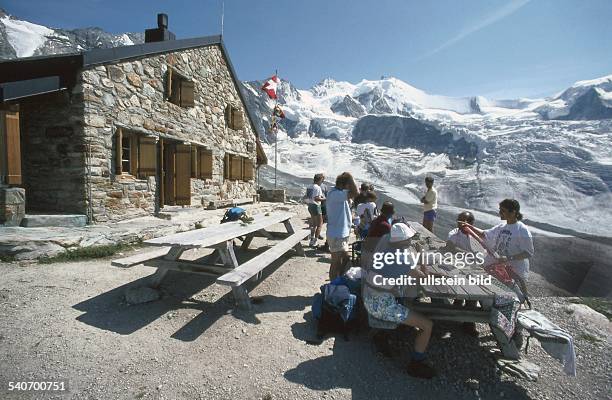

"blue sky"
[4, 0, 612, 98]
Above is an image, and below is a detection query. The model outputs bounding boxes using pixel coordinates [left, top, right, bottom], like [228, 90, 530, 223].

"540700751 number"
[7, 381, 68, 391]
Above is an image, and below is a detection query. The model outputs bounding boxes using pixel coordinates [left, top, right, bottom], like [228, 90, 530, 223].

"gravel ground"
[0, 213, 610, 400]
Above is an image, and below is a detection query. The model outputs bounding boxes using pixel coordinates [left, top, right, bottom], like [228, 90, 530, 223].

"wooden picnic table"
[367, 221, 523, 359]
[113, 211, 309, 310]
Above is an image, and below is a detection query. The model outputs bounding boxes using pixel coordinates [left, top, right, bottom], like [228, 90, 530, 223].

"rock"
[0, 187, 26, 227]
[108, 66, 126, 82]
[565, 303, 611, 337]
[465, 378, 479, 390]
[496, 359, 540, 381]
[126, 72, 142, 88]
[125, 286, 160, 305]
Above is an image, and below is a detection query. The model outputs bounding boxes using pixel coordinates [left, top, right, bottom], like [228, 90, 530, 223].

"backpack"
[220, 207, 246, 223]
[311, 277, 362, 341]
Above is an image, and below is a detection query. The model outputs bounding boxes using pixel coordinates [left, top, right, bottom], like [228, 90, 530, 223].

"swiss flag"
[261, 75, 280, 99]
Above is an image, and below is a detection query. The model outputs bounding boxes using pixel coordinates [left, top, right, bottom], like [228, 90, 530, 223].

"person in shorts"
[325, 172, 358, 280]
[306, 173, 326, 247]
[363, 223, 436, 379]
[420, 176, 438, 233]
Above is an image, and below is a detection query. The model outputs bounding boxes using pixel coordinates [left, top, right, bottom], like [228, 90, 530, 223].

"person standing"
[420, 176, 438, 233]
[306, 173, 326, 247]
[326, 172, 358, 280]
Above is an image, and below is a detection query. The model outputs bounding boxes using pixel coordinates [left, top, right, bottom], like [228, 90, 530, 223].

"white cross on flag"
[261, 75, 280, 99]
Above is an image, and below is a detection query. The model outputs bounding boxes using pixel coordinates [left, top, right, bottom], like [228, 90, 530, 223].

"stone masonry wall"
[20, 92, 87, 215]
[80, 45, 258, 222]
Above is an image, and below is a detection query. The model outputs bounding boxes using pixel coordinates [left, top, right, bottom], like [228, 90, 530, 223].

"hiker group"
[304, 171, 535, 379]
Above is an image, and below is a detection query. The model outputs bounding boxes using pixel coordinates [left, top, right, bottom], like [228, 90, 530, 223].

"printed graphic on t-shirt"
[493, 229, 513, 256]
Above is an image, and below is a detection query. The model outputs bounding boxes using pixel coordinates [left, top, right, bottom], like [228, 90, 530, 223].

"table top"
[144, 211, 295, 249]
[420, 264, 515, 301]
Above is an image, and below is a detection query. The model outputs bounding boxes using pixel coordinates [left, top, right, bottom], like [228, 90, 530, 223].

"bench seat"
[217, 228, 310, 287]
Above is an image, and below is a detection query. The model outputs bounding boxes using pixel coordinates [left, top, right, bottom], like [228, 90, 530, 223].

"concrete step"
[21, 214, 88, 228]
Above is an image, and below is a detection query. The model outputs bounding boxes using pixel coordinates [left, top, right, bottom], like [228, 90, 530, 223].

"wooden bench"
[217, 228, 310, 310]
[111, 247, 171, 268]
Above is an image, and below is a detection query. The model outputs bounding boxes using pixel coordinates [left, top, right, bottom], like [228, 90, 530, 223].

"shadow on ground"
[73, 237, 311, 341]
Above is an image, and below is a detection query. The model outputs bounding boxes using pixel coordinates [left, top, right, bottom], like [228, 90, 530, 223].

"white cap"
[389, 223, 417, 243]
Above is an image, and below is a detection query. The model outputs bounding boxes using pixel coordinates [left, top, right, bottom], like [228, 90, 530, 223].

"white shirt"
[483, 221, 534, 279]
[447, 228, 477, 253]
[307, 184, 324, 205]
[423, 188, 438, 211]
[356, 202, 377, 220]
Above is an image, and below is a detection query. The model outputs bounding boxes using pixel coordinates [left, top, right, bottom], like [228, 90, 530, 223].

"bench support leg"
[218, 241, 239, 268]
[149, 246, 184, 288]
[232, 286, 252, 311]
[490, 324, 520, 360]
[283, 219, 305, 257]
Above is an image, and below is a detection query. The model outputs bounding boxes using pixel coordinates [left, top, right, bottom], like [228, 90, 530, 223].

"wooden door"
[0, 108, 21, 185]
[163, 142, 176, 205]
[174, 144, 191, 206]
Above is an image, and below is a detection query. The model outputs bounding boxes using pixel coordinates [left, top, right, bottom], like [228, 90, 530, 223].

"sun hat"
[389, 223, 417, 243]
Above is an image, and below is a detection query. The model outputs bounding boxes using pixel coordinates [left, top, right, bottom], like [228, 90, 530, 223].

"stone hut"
[0, 15, 267, 225]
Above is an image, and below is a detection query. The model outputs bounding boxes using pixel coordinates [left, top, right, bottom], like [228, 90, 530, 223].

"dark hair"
[368, 183, 374, 191]
[313, 173, 324, 183]
[457, 211, 474, 224]
[360, 182, 369, 192]
[380, 201, 394, 216]
[499, 199, 523, 221]
[365, 190, 377, 202]
[425, 176, 434, 183]
[335, 172, 354, 189]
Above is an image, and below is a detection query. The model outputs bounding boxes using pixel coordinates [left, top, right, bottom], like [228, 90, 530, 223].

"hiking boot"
[309, 237, 318, 247]
[317, 235, 325, 240]
[406, 360, 437, 379]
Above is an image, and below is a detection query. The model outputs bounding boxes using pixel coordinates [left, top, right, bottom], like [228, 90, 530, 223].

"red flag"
[273, 104, 285, 119]
[261, 75, 280, 99]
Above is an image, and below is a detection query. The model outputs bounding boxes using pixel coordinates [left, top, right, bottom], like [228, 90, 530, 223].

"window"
[225, 104, 244, 130]
[114, 128, 157, 178]
[223, 152, 254, 182]
[191, 146, 213, 180]
[166, 68, 195, 108]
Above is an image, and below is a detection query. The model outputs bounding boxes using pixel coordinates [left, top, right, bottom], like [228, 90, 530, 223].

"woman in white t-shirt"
[355, 191, 378, 238]
[459, 199, 534, 280]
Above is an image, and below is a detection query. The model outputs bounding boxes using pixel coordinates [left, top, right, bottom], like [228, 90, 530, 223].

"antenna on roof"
[221, 0, 225, 37]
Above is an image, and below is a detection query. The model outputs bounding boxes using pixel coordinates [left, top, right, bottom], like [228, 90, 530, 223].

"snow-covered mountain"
[242, 76, 612, 237]
[1, 8, 610, 236]
[0, 8, 143, 59]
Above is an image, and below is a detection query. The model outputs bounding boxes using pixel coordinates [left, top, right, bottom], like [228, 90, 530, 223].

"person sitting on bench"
[363, 223, 437, 379]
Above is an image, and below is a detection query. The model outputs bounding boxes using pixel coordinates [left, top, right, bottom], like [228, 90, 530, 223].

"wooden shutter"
[115, 128, 123, 175]
[130, 135, 139, 176]
[1, 110, 21, 185]
[243, 158, 254, 181]
[230, 154, 242, 180]
[166, 68, 173, 100]
[180, 80, 195, 107]
[223, 153, 229, 179]
[225, 104, 232, 128]
[174, 144, 191, 205]
[138, 137, 157, 178]
[169, 75, 181, 105]
[191, 146, 198, 178]
[232, 108, 244, 130]
[199, 149, 213, 179]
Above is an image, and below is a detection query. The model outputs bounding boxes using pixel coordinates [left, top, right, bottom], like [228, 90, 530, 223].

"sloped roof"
[0, 35, 267, 164]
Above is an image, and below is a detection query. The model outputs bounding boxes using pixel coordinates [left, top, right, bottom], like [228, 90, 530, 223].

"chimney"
[145, 13, 176, 43]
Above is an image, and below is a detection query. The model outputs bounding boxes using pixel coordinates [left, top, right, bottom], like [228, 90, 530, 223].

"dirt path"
[0, 215, 610, 399]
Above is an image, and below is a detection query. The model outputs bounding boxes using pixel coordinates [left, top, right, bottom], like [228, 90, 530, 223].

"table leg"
[149, 246, 185, 288]
[490, 324, 520, 360]
[283, 219, 305, 256]
[218, 240, 239, 268]
[240, 232, 255, 250]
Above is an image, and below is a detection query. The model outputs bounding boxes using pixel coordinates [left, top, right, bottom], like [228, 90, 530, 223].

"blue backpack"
[221, 207, 246, 223]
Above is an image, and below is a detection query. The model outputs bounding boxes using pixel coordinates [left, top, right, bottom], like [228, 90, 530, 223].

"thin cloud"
[416, 0, 531, 61]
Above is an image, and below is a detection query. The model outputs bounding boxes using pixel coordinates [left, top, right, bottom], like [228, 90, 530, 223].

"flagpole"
[274, 69, 278, 189]
[220, 0, 225, 37]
